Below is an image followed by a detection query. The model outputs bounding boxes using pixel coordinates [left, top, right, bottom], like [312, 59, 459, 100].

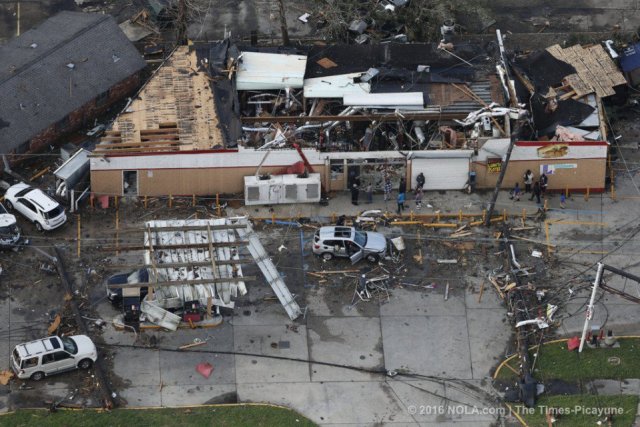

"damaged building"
[90, 36, 622, 199]
[0, 12, 146, 161]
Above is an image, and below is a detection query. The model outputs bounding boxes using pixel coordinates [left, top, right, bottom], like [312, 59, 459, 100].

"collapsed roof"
[111, 217, 302, 329]
[513, 43, 627, 139]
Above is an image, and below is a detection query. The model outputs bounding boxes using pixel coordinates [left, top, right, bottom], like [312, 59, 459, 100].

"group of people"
[510, 169, 549, 205]
[351, 170, 427, 215]
[395, 172, 425, 214]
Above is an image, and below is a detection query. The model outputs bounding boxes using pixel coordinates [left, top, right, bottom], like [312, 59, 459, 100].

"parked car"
[106, 269, 149, 307]
[0, 203, 20, 248]
[11, 335, 98, 381]
[312, 226, 387, 263]
[106, 269, 149, 322]
[4, 183, 67, 231]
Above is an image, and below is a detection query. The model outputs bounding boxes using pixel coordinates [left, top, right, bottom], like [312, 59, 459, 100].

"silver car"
[312, 226, 387, 263]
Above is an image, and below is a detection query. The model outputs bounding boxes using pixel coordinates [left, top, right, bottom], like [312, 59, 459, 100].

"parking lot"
[0, 190, 514, 424]
[0, 183, 639, 425]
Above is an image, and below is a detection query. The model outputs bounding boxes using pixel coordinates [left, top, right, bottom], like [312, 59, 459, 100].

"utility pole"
[484, 29, 520, 227]
[579, 262, 604, 353]
[484, 126, 517, 226]
[276, 0, 290, 46]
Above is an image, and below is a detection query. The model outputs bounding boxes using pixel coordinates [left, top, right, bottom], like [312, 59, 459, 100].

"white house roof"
[236, 51, 307, 90]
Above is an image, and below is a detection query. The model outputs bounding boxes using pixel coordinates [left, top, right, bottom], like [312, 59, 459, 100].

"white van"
[11, 335, 98, 381]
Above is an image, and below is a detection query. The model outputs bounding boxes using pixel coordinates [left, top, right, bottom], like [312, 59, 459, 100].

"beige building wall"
[92, 166, 327, 197]
[474, 158, 606, 192]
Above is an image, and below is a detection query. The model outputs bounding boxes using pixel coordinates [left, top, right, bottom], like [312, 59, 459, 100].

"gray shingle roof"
[0, 11, 146, 150]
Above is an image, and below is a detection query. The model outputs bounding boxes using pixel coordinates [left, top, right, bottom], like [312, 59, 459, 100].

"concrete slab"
[154, 322, 235, 352]
[592, 379, 623, 395]
[381, 316, 473, 379]
[464, 277, 505, 310]
[111, 347, 160, 387]
[234, 325, 310, 383]
[228, 303, 296, 327]
[307, 316, 384, 382]
[420, 422, 493, 427]
[441, 382, 500, 424]
[159, 352, 235, 386]
[161, 384, 237, 406]
[119, 385, 162, 407]
[466, 308, 512, 379]
[238, 381, 414, 424]
[0, 394, 8, 413]
[620, 379, 640, 395]
[385, 379, 448, 424]
[305, 285, 377, 317]
[380, 288, 466, 317]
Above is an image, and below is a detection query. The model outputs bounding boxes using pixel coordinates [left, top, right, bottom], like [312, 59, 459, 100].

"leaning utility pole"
[484, 127, 518, 226]
[484, 29, 520, 227]
[276, 0, 290, 46]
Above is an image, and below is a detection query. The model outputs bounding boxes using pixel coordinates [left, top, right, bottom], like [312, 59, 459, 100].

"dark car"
[107, 268, 149, 317]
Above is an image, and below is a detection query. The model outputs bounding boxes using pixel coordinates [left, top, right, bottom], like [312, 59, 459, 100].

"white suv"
[11, 335, 98, 381]
[312, 226, 388, 263]
[4, 183, 67, 231]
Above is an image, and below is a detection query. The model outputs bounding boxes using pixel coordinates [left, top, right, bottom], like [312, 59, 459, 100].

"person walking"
[351, 176, 360, 205]
[383, 176, 392, 202]
[416, 172, 425, 190]
[531, 181, 542, 204]
[414, 187, 423, 209]
[540, 173, 548, 196]
[398, 177, 406, 194]
[397, 192, 405, 215]
[509, 183, 522, 201]
[365, 182, 373, 204]
[523, 169, 534, 193]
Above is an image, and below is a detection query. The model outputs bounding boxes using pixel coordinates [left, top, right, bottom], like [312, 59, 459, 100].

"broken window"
[123, 171, 138, 196]
[22, 357, 38, 368]
[330, 159, 344, 181]
[41, 353, 55, 365]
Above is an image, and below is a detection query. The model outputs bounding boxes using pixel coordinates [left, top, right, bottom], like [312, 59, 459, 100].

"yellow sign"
[488, 159, 502, 173]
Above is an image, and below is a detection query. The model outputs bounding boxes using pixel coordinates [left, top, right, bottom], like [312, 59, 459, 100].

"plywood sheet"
[96, 46, 223, 153]
[546, 44, 626, 98]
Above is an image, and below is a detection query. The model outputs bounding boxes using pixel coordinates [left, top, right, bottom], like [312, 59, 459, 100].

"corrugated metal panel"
[233, 217, 302, 320]
[412, 157, 470, 190]
[343, 92, 424, 107]
[303, 72, 370, 98]
[54, 148, 90, 189]
[236, 51, 307, 90]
